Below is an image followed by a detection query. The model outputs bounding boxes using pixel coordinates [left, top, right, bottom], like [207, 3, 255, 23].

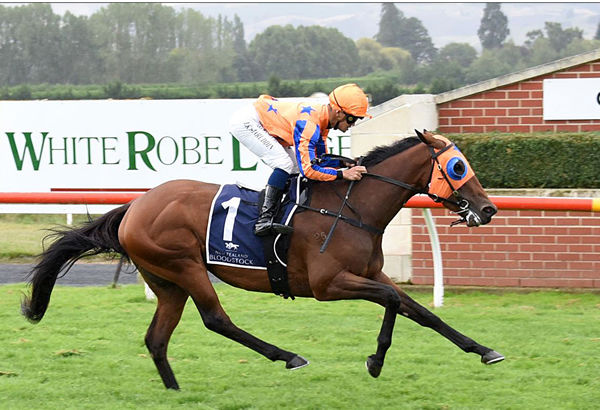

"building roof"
[435, 48, 600, 104]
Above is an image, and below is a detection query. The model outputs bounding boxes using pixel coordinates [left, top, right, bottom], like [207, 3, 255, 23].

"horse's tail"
[21, 203, 131, 323]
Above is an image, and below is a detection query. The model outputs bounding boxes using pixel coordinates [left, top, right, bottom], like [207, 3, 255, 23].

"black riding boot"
[254, 185, 294, 236]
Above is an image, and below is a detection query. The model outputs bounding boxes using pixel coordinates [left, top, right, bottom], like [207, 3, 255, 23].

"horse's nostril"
[482, 206, 497, 217]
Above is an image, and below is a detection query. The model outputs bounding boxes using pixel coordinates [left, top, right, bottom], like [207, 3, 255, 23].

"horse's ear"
[415, 129, 426, 143]
[416, 129, 446, 149]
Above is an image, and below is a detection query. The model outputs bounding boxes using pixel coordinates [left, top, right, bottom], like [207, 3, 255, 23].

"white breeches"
[228, 104, 297, 173]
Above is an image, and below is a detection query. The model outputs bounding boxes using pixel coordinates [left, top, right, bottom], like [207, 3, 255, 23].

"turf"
[0, 283, 598, 409]
[0, 214, 103, 262]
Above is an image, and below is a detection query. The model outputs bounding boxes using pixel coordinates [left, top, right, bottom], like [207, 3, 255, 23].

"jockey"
[228, 83, 371, 236]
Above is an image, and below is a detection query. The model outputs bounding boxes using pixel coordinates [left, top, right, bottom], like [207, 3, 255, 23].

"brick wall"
[410, 59, 600, 288]
[437, 61, 600, 134]
[412, 208, 600, 288]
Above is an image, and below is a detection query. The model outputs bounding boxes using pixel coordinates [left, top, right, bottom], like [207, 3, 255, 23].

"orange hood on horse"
[428, 135, 475, 199]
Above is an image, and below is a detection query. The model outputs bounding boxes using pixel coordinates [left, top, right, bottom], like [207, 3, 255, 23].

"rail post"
[422, 209, 444, 307]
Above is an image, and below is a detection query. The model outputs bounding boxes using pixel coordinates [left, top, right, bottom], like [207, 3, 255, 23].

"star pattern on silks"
[300, 106, 315, 115]
[268, 104, 278, 114]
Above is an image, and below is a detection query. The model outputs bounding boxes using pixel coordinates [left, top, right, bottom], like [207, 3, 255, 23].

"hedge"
[0, 74, 421, 106]
[449, 132, 600, 189]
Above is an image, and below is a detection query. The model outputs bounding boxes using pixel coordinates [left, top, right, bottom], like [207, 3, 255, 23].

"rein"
[364, 144, 464, 208]
[319, 157, 369, 253]
[315, 149, 467, 208]
[307, 143, 474, 251]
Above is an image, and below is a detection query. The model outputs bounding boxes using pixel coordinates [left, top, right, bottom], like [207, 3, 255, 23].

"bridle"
[366, 143, 479, 227]
[312, 142, 481, 229]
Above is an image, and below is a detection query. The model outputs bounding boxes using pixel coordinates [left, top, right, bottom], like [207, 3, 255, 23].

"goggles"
[345, 113, 362, 124]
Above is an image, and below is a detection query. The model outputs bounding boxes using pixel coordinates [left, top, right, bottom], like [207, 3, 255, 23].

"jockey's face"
[330, 107, 360, 132]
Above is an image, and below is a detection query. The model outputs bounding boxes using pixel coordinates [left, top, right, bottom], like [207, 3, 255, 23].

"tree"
[381, 47, 412, 70]
[402, 16, 437, 63]
[231, 15, 254, 81]
[170, 8, 223, 83]
[0, 3, 246, 85]
[564, 38, 600, 56]
[375, 3, 402, 47]
[524, 29, 544, 49]
[465, 49, 513, 84]
[544, 22, 583, 52]
[356, 37, 412, 73]
[437, 43, 478, 68]
[0, 5, 28, 84]
[213, 15, 238, 82]
[375, 3, 436, 64]
[494, 41, 528, 70]
[248, 25, 301, 80]
[478, 3, 509, 49]
[595, 21, 600, 40]
[425, 42, 479, 91]
[248, 25, 359, 80]
[526, 37, 559, 65]
[522, 22, 585, 66]
[89, 3, 178, 83]
[356, 38, 394, 74]
[0, 4, 63, 85]
[60, 12, 102, 84]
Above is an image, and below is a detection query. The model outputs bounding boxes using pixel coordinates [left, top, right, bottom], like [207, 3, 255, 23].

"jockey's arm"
[294, 120, 366, 181]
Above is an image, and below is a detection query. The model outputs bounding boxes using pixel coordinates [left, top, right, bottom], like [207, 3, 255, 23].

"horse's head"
[416, 129, 497, 227]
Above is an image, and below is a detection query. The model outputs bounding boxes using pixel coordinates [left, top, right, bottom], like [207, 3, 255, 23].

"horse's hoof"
[365, 355, 383, 378]
[481, 350, 505, 365]
[286, 355, 309, 370]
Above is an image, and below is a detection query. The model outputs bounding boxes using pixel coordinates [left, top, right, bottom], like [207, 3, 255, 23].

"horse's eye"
[446, 157, 467, 180]
[453, 160, 465, 175]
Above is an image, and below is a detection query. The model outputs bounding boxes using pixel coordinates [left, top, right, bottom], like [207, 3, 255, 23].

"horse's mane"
[361, 137, 421, 167]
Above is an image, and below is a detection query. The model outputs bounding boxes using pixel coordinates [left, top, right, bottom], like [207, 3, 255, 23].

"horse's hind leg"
[374, 272, 504, 364]
[181, 264, 308, 370]
[366, 305, 397, 378]
[140, 269, 189, 390]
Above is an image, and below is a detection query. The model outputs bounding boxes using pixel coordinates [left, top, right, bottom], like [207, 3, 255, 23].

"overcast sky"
[46, 2, 600, 50]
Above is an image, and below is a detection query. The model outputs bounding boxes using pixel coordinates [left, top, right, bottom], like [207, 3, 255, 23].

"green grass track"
[1, 284, 598, 409]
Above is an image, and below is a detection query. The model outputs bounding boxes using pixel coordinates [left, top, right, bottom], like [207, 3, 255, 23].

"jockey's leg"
[255, 169, 294, 236]
[228, 103, 295, 236]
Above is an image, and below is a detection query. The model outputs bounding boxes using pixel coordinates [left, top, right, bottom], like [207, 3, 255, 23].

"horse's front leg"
[312, 270, 402, 377]
[374, 272, 504, 365]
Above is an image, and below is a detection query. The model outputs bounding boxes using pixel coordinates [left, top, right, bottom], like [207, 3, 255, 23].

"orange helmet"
[329, 83, 372, 118]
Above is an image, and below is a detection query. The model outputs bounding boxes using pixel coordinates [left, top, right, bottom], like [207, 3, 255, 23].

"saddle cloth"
[205, 178, 301, 269]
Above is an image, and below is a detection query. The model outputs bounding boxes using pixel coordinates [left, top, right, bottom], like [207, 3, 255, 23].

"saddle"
[206, 176, 311, 300]
[258, 176, 311, 300]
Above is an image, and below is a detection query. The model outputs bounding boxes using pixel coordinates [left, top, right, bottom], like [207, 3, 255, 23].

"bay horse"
[22, 130, 504, 390]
